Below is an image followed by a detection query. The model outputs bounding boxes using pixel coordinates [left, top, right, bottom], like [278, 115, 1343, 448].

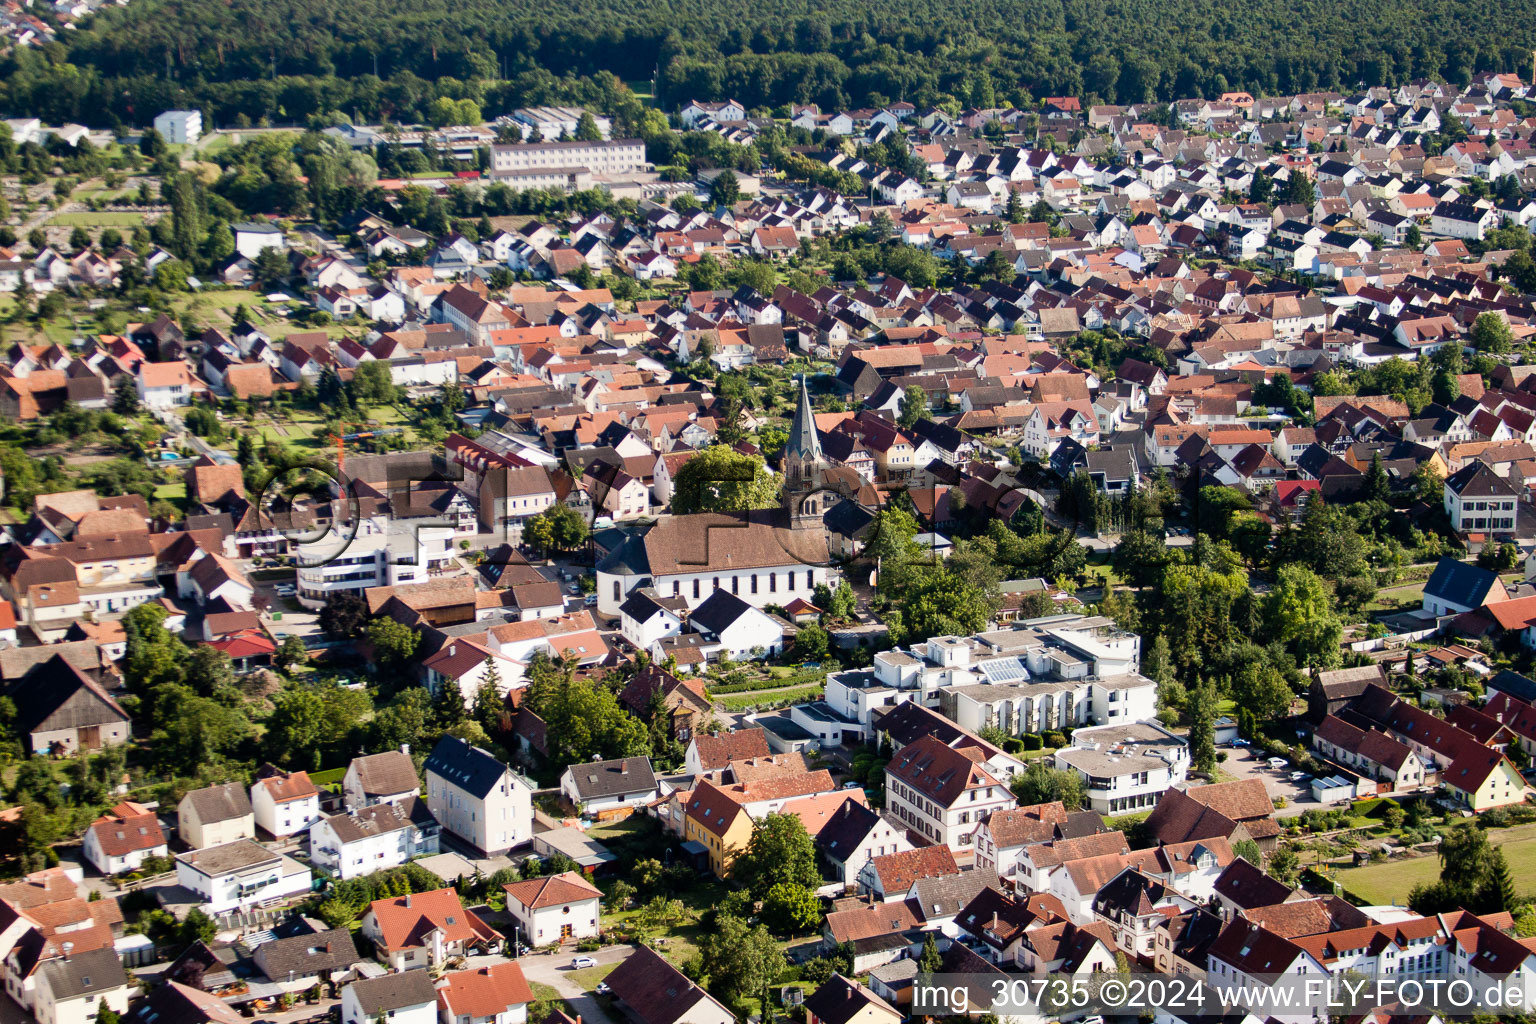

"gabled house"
[251, 767, 321, 838]
[423, 735, 533, 857]
[559, 756, 659, 819]
[309, 799, 440, 880]
[341, 970, 438, 1024]
[177, 782, 255, 850]
[360, 887, 501, 971]
[82, 801, 166, 876]
[502, 871, 603, 947]
[343, 747, 420, 811]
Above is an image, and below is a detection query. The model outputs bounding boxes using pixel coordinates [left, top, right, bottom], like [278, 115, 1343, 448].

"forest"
[1, 0, 1535, 128]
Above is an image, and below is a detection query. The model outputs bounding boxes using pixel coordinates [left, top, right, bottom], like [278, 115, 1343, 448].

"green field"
[1337, 826, 1536, 905]
[49, 211, 146, 227]
[715, 683, 822, 712]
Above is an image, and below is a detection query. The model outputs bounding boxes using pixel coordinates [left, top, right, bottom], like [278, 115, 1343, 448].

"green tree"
[760, 882, 821, 933]
[367, 617, 422, 676]
[112, 375, 140, 414]
[709, 170, 741, 208]
[1265, 564, 1343, 668]
[898, 383, 929, 429]
[574, 112, 603, 142]
[793, 623, 829, 661]
[669, 445, 778, 514]
[1009, 760, 1085, 810]
[1285, 172, 1315, 207]
[1365, 452, 1391, 502]
[919, 933, 943, 973]
[1268, 846, 1300, 887]
[732, 812, 820, 898]
[179, 907, 218, 948]
[1471, 311, 1513, 353]
[697, 915, 787, 1008]
[274, 634, 308, 673]
[1187, 676, 1218, 773]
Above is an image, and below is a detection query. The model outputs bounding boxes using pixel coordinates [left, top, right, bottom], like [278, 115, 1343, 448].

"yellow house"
[683, 780, 752, 878]
[1444, 751, 1526, 812]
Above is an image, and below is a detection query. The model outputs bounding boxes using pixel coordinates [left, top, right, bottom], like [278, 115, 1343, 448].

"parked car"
[1267, 757, 1288, 769]
[584, 594, 598, 606]
[572, 956, 597, 969]
[1229, 738, 1249, 747]
[596, 982, 611, 995]
[1289, 771, 1311, 782]
[843, 781, 861, 790]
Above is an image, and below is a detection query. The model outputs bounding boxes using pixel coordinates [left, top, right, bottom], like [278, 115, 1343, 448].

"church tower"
[784, 376, 827, 530]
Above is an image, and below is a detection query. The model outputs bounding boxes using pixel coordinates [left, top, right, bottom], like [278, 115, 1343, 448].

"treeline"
[4, 0, 1536, 127]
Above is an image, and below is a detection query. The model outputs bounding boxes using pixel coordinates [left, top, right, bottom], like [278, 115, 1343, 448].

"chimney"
[449, 644, 457, 657]
[401, 743, 410, 756]
[404, 894, 412, 909]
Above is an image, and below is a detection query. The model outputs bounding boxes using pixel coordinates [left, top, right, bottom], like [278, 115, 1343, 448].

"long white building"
[488, 139, 647, 187]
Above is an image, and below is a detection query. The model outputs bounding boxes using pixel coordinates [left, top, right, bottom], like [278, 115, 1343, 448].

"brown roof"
[824, 899, 924, 944]
[366, 888, 500, 952]
[886, 734, 1000, 807]
[348, 750, 420, 798]
[88, 801, 165, 857]
[868, 846, 960, 894]
[438, 962, 535, 1019]
[503, 871, 602, 911]
[256, 770, 318, 805]
[605, 946, 730, 1024]
[691, 728, 770, 770]
[641, 510, 830, 576]
[983, 802, 1070, 849]
[189, 462, 247, 504]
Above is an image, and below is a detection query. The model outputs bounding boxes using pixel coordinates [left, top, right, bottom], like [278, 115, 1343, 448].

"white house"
[423, 735, 533, 857]
[686, 588, 786, 660]
[251, 769, 322, 837]
[341, 970, 438, 1024]
[177, 782, 255, 850]
[618, 588, 687, 649]
[82, 801, 167, 876]
[232, 223, 285, 260]
[343, 747, 420, 810]
[558, 756, 659, 817]
[884, 734, 1015, 853]
[174, 838, 313, 915]
[501, 871, 603, 947]
[1052, 721, 1189, 815]
[437, 962, 533, 1024]
[360, 888, 501, 972]
[136, 361, 193, 408]
[308, 799, 440, 880]
[816, 798, 914, 886]
[33, 948, 130, 1024]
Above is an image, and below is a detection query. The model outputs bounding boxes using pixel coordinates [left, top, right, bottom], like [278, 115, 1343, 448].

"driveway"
[513, 942, 635, 1024]
[1219, 745, 1316, 817]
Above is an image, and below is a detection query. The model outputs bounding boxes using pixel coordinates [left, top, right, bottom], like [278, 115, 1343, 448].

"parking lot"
[1219, 743, 1316, 817]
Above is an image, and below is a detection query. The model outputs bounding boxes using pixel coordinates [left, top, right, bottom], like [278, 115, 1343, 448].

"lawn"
[153, 481, 187, 502]
[601, 877, 731, 969]
[1337, 826, 1536, 905]
[529, 982, 578, 1020]
[715, 684, 823, 712]
[49, 211, 146, 227]
[1366, 581, 1426, 614]
[567, 963, 619, 990]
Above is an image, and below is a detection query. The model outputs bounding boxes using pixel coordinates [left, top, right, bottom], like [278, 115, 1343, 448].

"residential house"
[423, 735, 533, 857]
[177, 782, 255, 850]
[360, 888, 501, 971]
[343, 748, 421, 811]
[174, 838, 313, 915]
[502, 872, 603, 947]
[308, 799, 440, 880]
[82, 801, 166, 876]
[559, 756, 659, 819]
[250, 768, 322, 838]
[341, 971, 438, 1024]
[436, 962, 534, 1024]
[604, 946, 734, 1024]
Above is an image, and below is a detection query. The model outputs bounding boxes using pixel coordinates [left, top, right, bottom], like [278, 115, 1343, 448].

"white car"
[572, 956, 597, 969]
[1267, 757, 1288, 769]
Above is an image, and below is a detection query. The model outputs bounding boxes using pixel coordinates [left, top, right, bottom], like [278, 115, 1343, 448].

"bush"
[1043, 731, 1066, 748]
[1002, 738, 1025, 753]
[1022, 734, 1043, 751]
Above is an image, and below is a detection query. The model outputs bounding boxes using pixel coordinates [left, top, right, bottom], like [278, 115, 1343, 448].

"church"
[593, 378, 853, 618]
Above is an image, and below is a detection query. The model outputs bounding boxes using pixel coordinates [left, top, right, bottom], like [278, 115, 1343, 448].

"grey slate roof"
[424, 735, 513, 799]
[910, 867, 1000, 921]
[688, 588, 758, 637]
[1423, 556, 1502, 610]
[348, 969, 438, 1013]
[38, 947, 126, 1000]
[321, 797, 436, 844]
[251, 927, 359, 982]
[565, 756, 658, 800]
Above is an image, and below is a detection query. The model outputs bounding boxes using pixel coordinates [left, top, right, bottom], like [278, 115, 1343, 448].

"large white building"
[488, 139, 646, 186]
[295, 514, 457, 610]
[883, 733, 1015, 855]
[1052, 721, 1189, 815]
[152, 109, 202, 145]
[174, 839, 312, 915]
[509, 107, 612, 139]
[798, 614, 1157, 748]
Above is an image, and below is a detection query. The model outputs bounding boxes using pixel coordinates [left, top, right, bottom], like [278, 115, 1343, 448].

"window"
[693, 579, 700, 599]
[751, 575, 759, 595]
[769, 573, 777, 593]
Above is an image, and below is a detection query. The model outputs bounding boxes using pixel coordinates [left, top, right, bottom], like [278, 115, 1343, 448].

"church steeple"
[784, 375, 826, 529]
[786, 374, 822, 471]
